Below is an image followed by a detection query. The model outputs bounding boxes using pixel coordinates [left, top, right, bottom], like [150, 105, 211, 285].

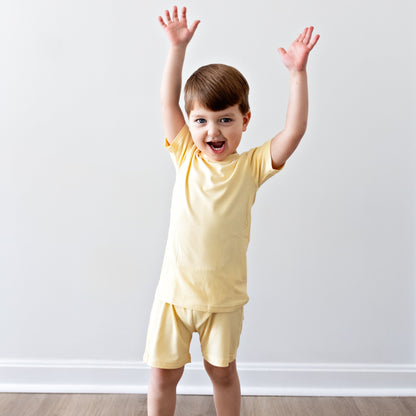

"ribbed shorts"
[143, 299, 244, 369]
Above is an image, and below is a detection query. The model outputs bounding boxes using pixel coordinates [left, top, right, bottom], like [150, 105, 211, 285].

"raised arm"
[158, 6, 200, 144]
[270, 27, 320, 169]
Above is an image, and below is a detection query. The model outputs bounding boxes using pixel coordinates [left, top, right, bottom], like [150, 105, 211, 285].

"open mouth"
[207, 141, 226, 153]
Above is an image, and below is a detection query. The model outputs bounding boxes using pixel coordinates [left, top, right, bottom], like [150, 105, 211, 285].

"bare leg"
[204, 359, 241, 416]
[147, 366, 184, 416]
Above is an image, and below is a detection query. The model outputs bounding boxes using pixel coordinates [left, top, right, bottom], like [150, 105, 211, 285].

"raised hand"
[158, 6, 200, 47]
[278, 27, 320, 72]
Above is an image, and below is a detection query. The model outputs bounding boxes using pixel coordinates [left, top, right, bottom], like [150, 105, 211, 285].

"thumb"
[189, 20, 200, 35]
[277, 47, 286, 57]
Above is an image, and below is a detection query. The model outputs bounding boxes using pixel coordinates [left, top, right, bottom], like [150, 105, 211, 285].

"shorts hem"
[202, 353, 237, 368]
[143, 352, 191, 369]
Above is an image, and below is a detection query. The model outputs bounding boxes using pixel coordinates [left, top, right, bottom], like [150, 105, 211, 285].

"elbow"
[286, 125, 307, 144]
[296, 119, 308, 138]
[285, 117, 307, 140]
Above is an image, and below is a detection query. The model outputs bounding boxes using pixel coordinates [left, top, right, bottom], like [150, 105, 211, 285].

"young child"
[144, 6, 319, 415]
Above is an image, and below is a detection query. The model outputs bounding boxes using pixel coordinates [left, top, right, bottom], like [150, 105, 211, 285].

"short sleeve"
[246, 139, 284, 187]
[164, 124, 195, 168]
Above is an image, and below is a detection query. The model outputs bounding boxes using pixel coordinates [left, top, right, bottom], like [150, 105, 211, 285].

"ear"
[242, 111, 251, 131]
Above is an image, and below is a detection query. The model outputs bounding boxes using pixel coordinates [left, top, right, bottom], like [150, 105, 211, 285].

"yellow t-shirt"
[155, 124, 283, 312]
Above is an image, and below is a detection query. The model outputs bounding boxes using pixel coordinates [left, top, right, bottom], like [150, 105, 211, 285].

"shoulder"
[165, 124, 196, 167]
[165, 124, 192, 149]
[240, 139, 273, 165]
[239, 139, 284, 186]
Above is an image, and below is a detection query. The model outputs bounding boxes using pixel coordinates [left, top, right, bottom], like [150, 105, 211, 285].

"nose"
[207, 122, 220, 139]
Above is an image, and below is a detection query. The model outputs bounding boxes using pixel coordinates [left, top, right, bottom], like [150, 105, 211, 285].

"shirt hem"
[154, 294, 248, 313]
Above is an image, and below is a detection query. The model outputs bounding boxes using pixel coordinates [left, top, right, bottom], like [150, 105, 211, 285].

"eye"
[220, 117, 232, 123]
[194, 118, 206, 124]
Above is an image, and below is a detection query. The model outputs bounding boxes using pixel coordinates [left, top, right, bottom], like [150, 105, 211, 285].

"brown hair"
[184, 63, 250, 116]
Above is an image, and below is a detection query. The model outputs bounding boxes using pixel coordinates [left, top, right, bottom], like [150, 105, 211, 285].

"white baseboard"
[1, 360, 415, 396]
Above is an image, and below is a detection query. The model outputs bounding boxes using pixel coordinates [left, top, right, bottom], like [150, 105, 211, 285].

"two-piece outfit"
[143, 124, 283, 369]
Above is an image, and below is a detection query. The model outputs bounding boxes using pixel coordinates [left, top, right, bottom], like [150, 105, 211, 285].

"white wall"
[1, 0, 415, 395]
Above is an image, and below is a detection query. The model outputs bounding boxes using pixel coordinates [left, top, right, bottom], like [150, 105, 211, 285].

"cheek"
[230, 127, 243, 139]
[189, 129, 205, 145]
[193, 130, 204, 140]
[188, 127, 198, 137]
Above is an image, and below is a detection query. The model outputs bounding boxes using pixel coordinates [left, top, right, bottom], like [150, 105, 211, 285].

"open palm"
[158, 6, 200, 46]
[278, 27, 320, 72]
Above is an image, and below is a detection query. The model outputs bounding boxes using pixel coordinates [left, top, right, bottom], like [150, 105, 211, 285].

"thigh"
[197, 307, 244, 368]
[143, 300, 193, 369]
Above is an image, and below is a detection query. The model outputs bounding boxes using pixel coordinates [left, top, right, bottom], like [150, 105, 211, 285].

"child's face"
[188, 103, 251, 162]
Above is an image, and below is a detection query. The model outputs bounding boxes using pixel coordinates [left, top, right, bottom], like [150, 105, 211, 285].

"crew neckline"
[199, 150, 240, 164]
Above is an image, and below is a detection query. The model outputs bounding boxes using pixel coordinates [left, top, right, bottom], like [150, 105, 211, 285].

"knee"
[204, 360, 238, 387]
[150, 366, 184, 391]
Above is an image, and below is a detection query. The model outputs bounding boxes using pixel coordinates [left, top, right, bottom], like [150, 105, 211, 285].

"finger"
[181, 6, 187, 22]
[158, 15, 167, 28]
[308, 34, 320, 50]
[189, 19, 201, 35]
[297, 27, 308, 43]
[304, 26, 313, 44]
[164, 9, 172, 23]
[172, 5, 179, 22]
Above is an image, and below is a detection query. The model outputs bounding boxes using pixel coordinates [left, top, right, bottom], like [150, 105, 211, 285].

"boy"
[144, 6, 319, 415]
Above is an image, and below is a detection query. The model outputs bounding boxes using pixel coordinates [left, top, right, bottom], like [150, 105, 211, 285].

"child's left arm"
[270, 27, 320, 169]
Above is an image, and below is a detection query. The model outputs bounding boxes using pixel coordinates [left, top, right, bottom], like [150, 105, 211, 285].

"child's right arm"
[158, 6, 200, 144]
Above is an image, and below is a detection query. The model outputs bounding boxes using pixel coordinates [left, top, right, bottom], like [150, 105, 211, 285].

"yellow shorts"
[143, 299, 244, 369]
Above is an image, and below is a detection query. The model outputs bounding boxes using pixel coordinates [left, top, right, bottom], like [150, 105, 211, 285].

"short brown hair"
[184, 64, 250, 116]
